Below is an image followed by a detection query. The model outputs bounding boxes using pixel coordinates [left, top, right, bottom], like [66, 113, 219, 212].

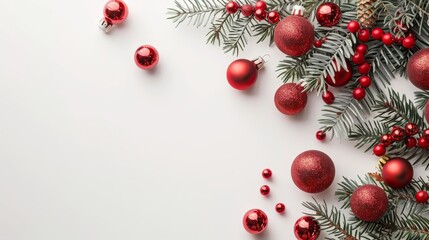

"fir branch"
[167, 0, 227, 27]
[349, 120, 389, 152]
[206, 12, 234, 45]
[276, 55, 309, 83]
[223, 16, 253, 55]
[415, 90, 429, 110]
[253, 23, 275, 45]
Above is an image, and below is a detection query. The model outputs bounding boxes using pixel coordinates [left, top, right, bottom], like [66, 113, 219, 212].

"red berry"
[254, 0, 267, 10]
[355, 44, 368, 54]
[405, 137, 417, 148]
[314, 40, 323, 48]
[358, 29, 371, 42]
[352, 52, 365, 65]
[267, 11, 280, 24]
[405, 122, 418, 136]
[275, 203, 286, 213]
[416, 190, 429, 203]
[391, 127, 405, 141]
[382, 33, 395, 46]
[396, 36, 404, 44]
[262, 168, 272, 179]
[322, 37, 327, 43]
[373, 144, 386, 156]
[322, 91, 335, 104]
[353, 87, 366, 100]
[254, 9, 266, 21]
[359, 76, 372, 88]
[226, 1, 240, 14]
[423, 129, 429, 139]
[358, 62, 371, 74]
[241, 4, 253, 17]
[372, 28, 384, 40]
[347, 20, 360, 33]
[380, 134, 393, 147]
[316, 130, 326, 141]
[418, 137, 429, 148]
[260, 185, 270, 196]
[403, 36, 415, 49]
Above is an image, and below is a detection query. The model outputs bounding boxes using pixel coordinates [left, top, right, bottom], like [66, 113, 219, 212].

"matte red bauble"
[350, 185, 389, 222]
[316, 2, 342, 27]
[242, 209, 268, 234]
[226, 58, 263, 90]
[407, 48, 429, 90]
[134, 45, 159, 70]
[325, 60, 353, 87]
[382, 157, 413, 189]
[274, 83, 307, 115]
[291, 150, 335, 193]
[425, 100, 429, 123]
[294, 216, 320, 240]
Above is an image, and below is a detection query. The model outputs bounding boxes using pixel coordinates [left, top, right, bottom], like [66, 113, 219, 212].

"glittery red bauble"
[425, 100, 429, 123]
[134, 45, 159, 70]
[294, 216, 320, 240]
[103, 0, 129, 24]
[325, 60, 353, 87]
[242, 209, 268, 234]
[291, 150, 335, 193]
[274, 83, 307, 115]
[407, 48, 429, 90]
[382, 157, 413, 189]
[226, 59, 258, 90]
[316, 2, 341, 27]
[350, 185, 388, 222]
[274, 16, 314, 56]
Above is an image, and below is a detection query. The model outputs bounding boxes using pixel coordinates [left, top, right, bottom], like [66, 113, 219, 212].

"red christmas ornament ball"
[241, 4, 253, 17]
[382, 157, 413, 189]
[274, 15, 315, 56]
[322, 90, 335, 104]
[254, 0, 267, 10]
[405, 137, 417, 148]
[372, 28, 384, 40]
[407, 48, 429, 90]
[275, 203, 286, 213]
[254, 9, 266, 21]
[380, 134, 393, 147]
[291, 150, 335, 193]
[267, 11, 281, 24]
[347, 20, 360, 33]
[134, 45, 159, 70]
[274, 83, 307, 115]
[316, 2, 342, 27]
[242, 209, 268, 234]
[260, 185, 270, 196]
[325, 60, 353, 87]
[382, 33, 395, 46]
[226, 1, 240, 14]
[294, 216, 320, 240]
[403, 36, 415, 49]
[226, 59, 258, 90]
[418, 137, 429, 148]
[350, 185, 389, 222]
[262, 168, 272, 179]
[405, 122, 418, 136]
[353, 87, 366, 100]
[103, 0, 129, 24]
[416, 190, 429, 203]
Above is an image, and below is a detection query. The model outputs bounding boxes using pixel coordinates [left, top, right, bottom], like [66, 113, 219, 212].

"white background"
[0, 0, 425, 239]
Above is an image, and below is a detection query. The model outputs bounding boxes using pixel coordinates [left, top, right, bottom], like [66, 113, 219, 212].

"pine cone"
[357, 0, 378, 28]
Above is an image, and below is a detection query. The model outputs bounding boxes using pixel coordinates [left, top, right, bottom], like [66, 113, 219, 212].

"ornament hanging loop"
[253, 55, 270, 70]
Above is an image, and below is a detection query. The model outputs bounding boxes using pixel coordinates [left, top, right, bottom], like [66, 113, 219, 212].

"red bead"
[103, 0, 129, 25]
[380, 134, 393, 147]
[254, 0, 267, 10]
[403, 36, 416, 49]
[262, 168, 272, 179]
[418, 137, 429, 148]
[134, 45, 159, 70]
[391, 127, 405, 141]
[358, 29, 371, 42]
[371, 28, 384, 40]
[355, 44, 368, 54]
[405, 122, 419, 136]
[243, 209, 268, 234]
[359, 76, 372, 88]
[322, 90, 335, 104]
[294, 216, 320, 240]
[352, 52, 365, 65]
[358, 62, 371, 75]
[226, 59, 258, 90]
[267, 11, 280, 24]
[314, 40, 323, 48]
[373, 144, 386, 156]
[347, 20, 360, 33]
[416, 190, 429, 203]
[241, 4, 253, 17]
[260, 185, 270, 196]
[254, 9, 266, 21]
[275, 203, 286, 213]
[353, 87, 366, 100]
[382, 33, 395, 46]
[226, 1, 240, 14]
[316, 130, 326, 141]
[315, 2, 342, 27]
[405, 137, 417, 148]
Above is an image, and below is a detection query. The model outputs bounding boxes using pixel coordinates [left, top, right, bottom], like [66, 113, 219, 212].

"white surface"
[0, 1, 425, 239]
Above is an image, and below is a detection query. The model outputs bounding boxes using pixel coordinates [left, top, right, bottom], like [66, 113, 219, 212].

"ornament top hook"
[253, 54, 270, 70]
[291, 5, 305, 16]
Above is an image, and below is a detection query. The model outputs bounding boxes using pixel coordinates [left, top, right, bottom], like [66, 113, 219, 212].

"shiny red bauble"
[242, 209, 268, 234]
[380, 134, 393, 147]
[315, 2, 342, 27]
[405, 122, 418, 136]
[358, 29, 371, 42]
[226, 59, 259, 90]
[359, 76, 372, 88]
[262, 168, 272, 179]
[226, 1, 240, 14]
[274, 15, 315, 56]
[382, 33, 395, 46]
[322, 90, 335, 104]
[260, 185, 270, 196]
[352, 52, 365, 65]
[373, 144, 386, 156]
[407, 48, 429, 90]
[358, 62, 371, 74]
[267, 11, 281, 24]
[241, 4, 253, 17]
[418, 137, 429, 148]
[350, 185, 389, 222]
[325, 60, 353, 87]
[294, 216, 320, 240]
[372, 28, 384, 40]
[416, 190, 429, 203]
[134, 45, 159, 70]
[382, 157, 413, 189]
[274, 83, 308, 115]
[291, 150, 335, 193]
[347, 20, 360, 33]
[254, 0, 267, 10]
[356, 44, 368, 54]
[314, 40, 323, 48]
[254, 9, 266, 21]
[275, 203, 286, 213]
[405, 137, 417, 148]
[391, 127, 405, 141]
[353, 87, 366, 100]
[103, 0, 129, 24]
[316, 130, 326, 141]
[403, 36, 416, 49]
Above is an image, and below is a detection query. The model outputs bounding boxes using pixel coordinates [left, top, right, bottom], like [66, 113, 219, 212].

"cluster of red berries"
[261, 168, 286, 214]
[314, 37, 327, 48]
[225, 0, 280, 24]
[373, 123, 429, 156]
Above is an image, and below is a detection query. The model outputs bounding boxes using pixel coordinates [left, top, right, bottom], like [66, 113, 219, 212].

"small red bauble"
[380, 134, 393, 147]
[371, 28, 384, 40]
[382, 157, 413, 189]
[254, 9, 266, 21]
[418, 137, 429, 148]
[347, 20, 360, 33]
[226, 1, 240, 14]
[359, 76, 372, 88]
[373, 144, 386, 156]
[382, 33, 395, 46]
[322, 90, 335, 104]
[315, 2, 342, 27]
[350, 185, 389, 222]
[275, 203, 286, 213]
[403, 36, 415, 49]
[294, 216, 320, 240]
[267, 11, 281, 24]
[358, 62, 371, 74]
[291, 150, 335, 193]
[316, 130, 326, 141]
[355, 44, 368, 54]
[391, 127, 405, 141]
[407, 48, 429, 90]
[353, 87, 366, 100]
[274, 83, 308, 115]
[254, 0, 267, 10]
[416, 190, 429, 203]
[405, 137, 417, 148]
[260, 185, 270, 196]
[262, 168, 272, 179]
[99, 0, 129, 33]
[241, 4, 253, 17]
[314, 40, 323, 48]
[358, 29, 371, 42]
[352, 52, 365, 65]
[325, 60, 353, 87]
[396, 36, 404, 44]
[424, 129, 429, 138]
[243, 209, 268, 234]
[405, 122, 418, 136]
[134, 45, 159, 70]
[226, 58, 261, 90]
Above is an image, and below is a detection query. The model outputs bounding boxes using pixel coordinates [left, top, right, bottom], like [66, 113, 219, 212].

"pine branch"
[276, 54, 309, 83]
[349, 120, 389, 152]
[167, 0, 228, 27]
[415, 90, 429, 110]
[253, 23, 275, 45]
[207, 12, 234, 45]
[223, 16, 253, 55]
